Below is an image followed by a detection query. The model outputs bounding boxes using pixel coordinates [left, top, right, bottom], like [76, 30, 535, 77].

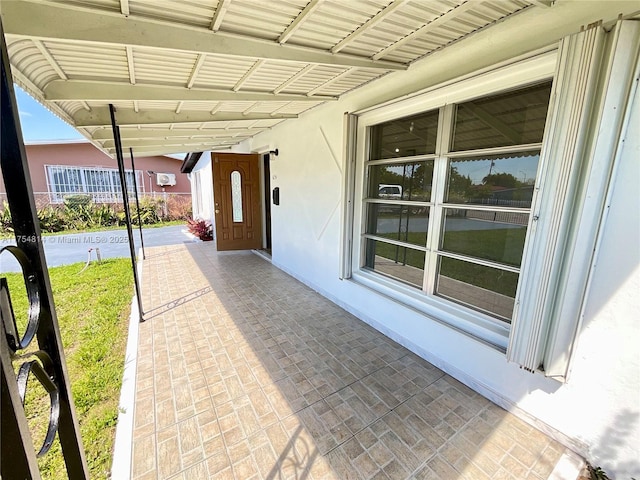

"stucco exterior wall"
[189, 151, 214, 223]
[235, 4, 639, 477]
[0, 141, 191, 195]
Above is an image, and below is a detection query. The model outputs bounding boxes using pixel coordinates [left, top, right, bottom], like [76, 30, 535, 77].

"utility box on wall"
[156, 173, 176, 186]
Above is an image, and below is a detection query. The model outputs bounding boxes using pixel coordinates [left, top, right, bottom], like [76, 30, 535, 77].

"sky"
[14, 86, 187, 159]
[15, 86, 84, 142]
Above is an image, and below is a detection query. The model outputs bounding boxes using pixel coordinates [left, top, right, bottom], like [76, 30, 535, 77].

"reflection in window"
[361, 81, 552, 323]
[366, 204, 430, 247]
[370, 110, 439, 159]
[231, 170, 243, 223]
[365, 239, 425, 288]
[436, 256, 518, 321]
[441, 209, 528, 267]
[445, 152, 539, 208]
[452, 82, 552, 151]
[368, 161, 434, 202]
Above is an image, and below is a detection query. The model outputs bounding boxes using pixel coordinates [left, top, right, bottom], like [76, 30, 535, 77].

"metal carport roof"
[2, 0, 544, 158]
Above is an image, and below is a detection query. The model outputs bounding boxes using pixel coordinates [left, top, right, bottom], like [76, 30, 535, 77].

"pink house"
[0, 140, 190, 204]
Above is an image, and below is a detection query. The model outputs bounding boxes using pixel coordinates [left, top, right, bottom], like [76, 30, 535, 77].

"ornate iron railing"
[1, 23, 89, 479]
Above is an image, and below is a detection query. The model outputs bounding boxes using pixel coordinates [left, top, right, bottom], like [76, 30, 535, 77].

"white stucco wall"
[190, 151, 214, 224]
[567, 76, 640, 474]
[224, 4, 639, 476]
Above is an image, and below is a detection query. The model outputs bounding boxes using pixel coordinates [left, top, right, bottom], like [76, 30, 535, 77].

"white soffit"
[3, 0, 539, 157]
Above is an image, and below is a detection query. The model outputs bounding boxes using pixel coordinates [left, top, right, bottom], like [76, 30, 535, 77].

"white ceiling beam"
[102, 136, 242, 148]
[210, 0, 230, 32]
[274, 64, 315, 94]
[125, 46, 136, 84]
[233, 59, 264, 92]
[43, 79, 337, 102]
[92, 127, 266, 140]
[269, 101, 292, 115]
[529, 0, 553, 7]
[3, 0, 405, 70]
[278, 0, 324, 44]
[74, 108, 297, 127]
[242, 102, 261, 115]
[33, 39, 67, 80]
[306, 67, 352, 95]
[372, 0, 478, 60]
[332, 0, 406, 53]
[186, 54, 206, 88]
[110, 144, 233, 157]
[120, 0, 130, 15]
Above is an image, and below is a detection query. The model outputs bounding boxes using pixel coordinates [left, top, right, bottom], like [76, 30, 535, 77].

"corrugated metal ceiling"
[2, 0, 540, 158]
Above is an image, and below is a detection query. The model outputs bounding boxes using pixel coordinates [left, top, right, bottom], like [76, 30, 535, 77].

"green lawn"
[4, 258, 133, 479]
[373, 227, 524, 296]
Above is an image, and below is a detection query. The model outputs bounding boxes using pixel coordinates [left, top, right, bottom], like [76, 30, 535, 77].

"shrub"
[166, 195, 192, 220]
[63, 203, 93, 230]
[38, 205, 66, 232]
[186, 218, 213, 241]
[134, 198, 162, 225]
[1, 196, 180, 235]
[0, 202, 13, 233]
[63, 194, 93, 209]
[91, 204, 119, 228]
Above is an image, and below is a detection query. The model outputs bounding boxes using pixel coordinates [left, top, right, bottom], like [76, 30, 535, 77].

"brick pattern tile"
[129, 244, 568, 479]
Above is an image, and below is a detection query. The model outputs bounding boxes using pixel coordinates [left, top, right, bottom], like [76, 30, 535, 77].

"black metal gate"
[1, 23, 89, 479]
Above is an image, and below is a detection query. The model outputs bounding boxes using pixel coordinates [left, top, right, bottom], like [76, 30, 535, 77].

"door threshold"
[252, 249, 272, 262]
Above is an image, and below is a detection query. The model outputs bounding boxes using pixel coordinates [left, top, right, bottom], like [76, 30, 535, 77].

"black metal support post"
[129, 148, 146, 260]
[108, 105, 144, 321]
[1, 22, 89, 479]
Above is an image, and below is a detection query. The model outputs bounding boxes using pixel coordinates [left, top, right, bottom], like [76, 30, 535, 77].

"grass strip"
[4, 258, 133, 479]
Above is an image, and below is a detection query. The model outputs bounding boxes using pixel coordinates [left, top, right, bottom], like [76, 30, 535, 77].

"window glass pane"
[436, 256, 518, 321]
[365, 239, 425, 288]
[452, 81, 552, 151]
[231, 170, 243, 223]
[370, 110, 438, 159]
[366, 204, 430, 247]
[368, 161, 434, 202]
[111, 171, 122, 193]
[441, 209, 528, 267]
[445, 152, 539, 208]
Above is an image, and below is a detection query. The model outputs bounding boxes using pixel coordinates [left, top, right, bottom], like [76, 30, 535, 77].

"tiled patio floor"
[130, 243, 571, 480]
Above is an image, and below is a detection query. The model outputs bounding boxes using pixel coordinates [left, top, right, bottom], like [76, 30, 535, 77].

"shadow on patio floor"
[129, 243, 570, 480]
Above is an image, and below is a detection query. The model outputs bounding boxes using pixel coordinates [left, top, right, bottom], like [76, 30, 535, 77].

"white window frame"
[45, 165, 144, 203]
[342, 21, 637, 381]
[192, 170, 203, 217]
[349, 51, 558, 351]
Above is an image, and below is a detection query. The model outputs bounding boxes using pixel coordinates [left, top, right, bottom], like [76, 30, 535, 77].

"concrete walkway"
[128, 243, 578, 480]
[0, 225, 192, 272]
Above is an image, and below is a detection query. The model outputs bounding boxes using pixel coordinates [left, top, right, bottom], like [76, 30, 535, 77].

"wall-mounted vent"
[156, 173, 176, 186]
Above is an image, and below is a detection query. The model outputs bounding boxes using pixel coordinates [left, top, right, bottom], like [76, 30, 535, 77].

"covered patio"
[3, 1, 638, 478]
[123, 243, 573, 479]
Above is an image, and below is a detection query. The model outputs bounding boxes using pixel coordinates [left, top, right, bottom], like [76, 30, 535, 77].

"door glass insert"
[231, 170, 243, 222]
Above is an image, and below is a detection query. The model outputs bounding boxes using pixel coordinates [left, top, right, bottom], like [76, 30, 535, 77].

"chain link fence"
[0, 192, 192, 233]
[1, 192, 191, 216]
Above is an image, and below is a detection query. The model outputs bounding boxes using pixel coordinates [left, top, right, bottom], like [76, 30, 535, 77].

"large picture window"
[361, 82, 553, 324]
[46, 165, 144, 203]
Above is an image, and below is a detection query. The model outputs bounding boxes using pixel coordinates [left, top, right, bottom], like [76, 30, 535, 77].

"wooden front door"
[212, 153, 262, 251]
